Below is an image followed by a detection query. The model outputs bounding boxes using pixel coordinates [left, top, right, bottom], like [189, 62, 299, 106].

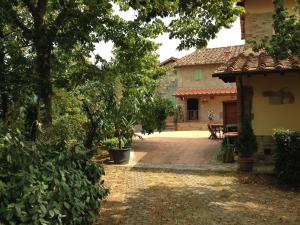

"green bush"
[0, 130, 108, 225]
[236, 117, 257, 157]
[216, 143, 235, 163]
[273, 129, 300, 185]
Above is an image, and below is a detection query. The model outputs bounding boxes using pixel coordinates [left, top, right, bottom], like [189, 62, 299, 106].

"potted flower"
[236, 117, 258, 171]
[208, 109, 215, 123]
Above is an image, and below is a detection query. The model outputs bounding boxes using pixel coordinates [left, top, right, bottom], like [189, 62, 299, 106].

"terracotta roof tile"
[215, 52, 300, 74]
[175, 45, 245, 67]
[173, 87, 237, 97]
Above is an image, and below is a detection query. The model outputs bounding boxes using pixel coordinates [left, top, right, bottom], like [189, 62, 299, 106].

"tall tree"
[0, 0, 242, 130]
[0, 0, 114, 127]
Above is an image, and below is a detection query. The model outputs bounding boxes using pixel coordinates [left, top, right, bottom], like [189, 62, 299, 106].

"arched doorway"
[187, 98, 199, 121]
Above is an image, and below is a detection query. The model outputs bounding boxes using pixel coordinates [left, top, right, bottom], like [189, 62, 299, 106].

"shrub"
[0, 130, 108, 225]
[273, 129, 300, 185]
[236, 117, 257, 157]
[216, 143, 235, 163]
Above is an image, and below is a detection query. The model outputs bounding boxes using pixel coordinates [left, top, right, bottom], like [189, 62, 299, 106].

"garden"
[1, 0, 299, 224]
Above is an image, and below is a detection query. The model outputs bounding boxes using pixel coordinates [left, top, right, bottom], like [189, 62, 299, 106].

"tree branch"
[49, 6, 68, 37]
[20, 0, 37, 17]
[1, 2, 32, 39]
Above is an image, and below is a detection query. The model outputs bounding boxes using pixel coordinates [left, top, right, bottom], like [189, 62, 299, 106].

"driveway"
[131, 131, 222, 166]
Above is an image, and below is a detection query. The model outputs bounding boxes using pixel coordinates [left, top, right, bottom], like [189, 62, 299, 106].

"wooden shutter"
[194, 69, 202, 80]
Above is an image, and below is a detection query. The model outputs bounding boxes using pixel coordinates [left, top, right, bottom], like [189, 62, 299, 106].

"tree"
[0, 0, 242, 130]
[252, 0, 300, 59]
[0, 0, 114, 127]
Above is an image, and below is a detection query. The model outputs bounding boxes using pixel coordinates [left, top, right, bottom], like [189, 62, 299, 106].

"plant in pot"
[108, 108, 136, 164]
[208, 109, 215, 123]
[217, 143, 235, 163]
[236, 117, 258, 171]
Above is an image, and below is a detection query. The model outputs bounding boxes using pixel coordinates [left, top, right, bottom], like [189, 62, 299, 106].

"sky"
[92, 6, 245, 63]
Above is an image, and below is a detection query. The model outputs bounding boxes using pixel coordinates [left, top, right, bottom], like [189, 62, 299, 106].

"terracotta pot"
[108, 147, 131, 165]
[238, 156, 254, 172]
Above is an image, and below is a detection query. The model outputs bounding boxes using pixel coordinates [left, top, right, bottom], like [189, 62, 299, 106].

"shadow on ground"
[95, 167, 300, 225]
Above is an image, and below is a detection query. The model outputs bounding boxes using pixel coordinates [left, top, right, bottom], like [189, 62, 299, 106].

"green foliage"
[121, 0, 242, 49]
[236, 118, 258, 157]
[0, 130, 108, 225]
[216, 143, 235, 163]
[140, 97, 174, 134]
[251, 0, 300, 59]
[273, 129, 300, 185]
[52, 89, 87, 142]
[102, 138, 120, 150]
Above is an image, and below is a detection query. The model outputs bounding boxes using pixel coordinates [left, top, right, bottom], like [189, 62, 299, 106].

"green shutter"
[167, 86, 176, 106]
[194, 69, 202, 81]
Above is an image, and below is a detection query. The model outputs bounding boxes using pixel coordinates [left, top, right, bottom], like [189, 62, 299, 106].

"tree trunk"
[83, 101, 97, 149]
[34, 35, 53, 128]
[0, 25, 8, 126]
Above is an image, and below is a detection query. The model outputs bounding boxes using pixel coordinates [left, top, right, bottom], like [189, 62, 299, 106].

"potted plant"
[107, 114, 135, 164]
[236, 117, 258, 171]
[208, 109, 215, 123]
[217, 143, 235, 163]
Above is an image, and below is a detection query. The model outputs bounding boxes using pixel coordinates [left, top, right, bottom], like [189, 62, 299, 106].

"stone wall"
[176, 64, 235, 89]
[177, 122, 208, 131]
[255, 135, 276, 164]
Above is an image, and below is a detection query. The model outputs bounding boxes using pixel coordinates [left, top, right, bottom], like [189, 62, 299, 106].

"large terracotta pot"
[108, 147, 131, 165]
[238, 156, 254, 172]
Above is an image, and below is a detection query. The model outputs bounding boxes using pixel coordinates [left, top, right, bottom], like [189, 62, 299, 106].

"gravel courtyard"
[95, 166, 300, 225]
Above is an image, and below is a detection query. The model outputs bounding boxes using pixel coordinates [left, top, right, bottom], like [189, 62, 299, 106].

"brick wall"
[244, 12, 273, 47]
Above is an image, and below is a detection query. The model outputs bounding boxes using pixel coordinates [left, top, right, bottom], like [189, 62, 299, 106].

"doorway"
[223, 101, 237, 126]
[187, 98, 199, 121]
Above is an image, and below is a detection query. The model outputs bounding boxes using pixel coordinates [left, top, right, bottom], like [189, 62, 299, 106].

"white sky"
[92, 6, 245, 63]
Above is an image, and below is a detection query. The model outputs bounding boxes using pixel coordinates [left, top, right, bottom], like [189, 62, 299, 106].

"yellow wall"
[243, 73, 300, 136]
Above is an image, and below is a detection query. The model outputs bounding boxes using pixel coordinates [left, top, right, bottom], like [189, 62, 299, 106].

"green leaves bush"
[0, 130, 108, 225]
[273, 129, 300, 185]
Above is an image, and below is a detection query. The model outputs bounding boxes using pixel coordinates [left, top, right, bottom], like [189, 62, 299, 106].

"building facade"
[214, 0, 300, 163]
[160, 46, 244, 130]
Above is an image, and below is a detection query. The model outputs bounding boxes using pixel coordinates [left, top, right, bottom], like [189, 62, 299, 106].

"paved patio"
[131, 131, 222, 166]
[95, 167, 300, 225]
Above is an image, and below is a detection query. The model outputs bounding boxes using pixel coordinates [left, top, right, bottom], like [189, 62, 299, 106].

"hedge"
[0, 130, 108, 225]
[273, 129, 300, 185]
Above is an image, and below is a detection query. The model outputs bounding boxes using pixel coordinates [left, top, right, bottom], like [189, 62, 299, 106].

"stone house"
[160, 45, 244, 130]
[213, 0, 300, 163]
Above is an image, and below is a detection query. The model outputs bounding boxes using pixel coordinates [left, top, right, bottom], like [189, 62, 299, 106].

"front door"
[187, 98, 199, 121]
[223, 101, 237, 125]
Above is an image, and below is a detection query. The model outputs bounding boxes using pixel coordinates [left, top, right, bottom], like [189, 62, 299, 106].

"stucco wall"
[243, 72, 300, 136]
[178, 95, 236, 123]
[176, 64, 235, 88]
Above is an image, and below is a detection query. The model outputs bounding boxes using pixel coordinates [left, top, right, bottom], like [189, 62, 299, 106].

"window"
[194, 69, 202, 81]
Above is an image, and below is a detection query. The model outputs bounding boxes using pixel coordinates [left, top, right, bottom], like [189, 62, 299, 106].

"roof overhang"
[213, 68, 300, 83]
[173, 87, 237, 97]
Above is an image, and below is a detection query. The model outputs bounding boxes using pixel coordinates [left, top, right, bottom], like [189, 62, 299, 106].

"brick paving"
[131, 131, 222, 166]
[95, 166, 300, 225]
